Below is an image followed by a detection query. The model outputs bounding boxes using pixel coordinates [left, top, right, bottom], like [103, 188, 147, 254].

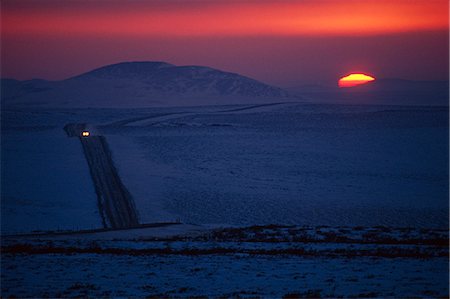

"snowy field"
[2, 225, 448, 297]
[1, 102, 448, 297]
[1, 127, 101, 233]
[106, 103, 449, 228]
[1, 103, 448, 233]
[3, 253, 447, 298]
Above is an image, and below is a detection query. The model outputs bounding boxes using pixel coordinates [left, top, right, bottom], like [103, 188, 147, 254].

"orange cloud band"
[2, 0, 448, 37]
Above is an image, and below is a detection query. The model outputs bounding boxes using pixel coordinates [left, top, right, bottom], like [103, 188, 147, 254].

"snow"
[2, 104, 447, 234]
[2, 247, 447, 297]
[1, 127, 102, 233]
[105, 103, 449, 228]
[1, 62, 293, 108]
[2, 224, 448, 297]
[1, 102, 448, 298]
[1, 104, 447, 234]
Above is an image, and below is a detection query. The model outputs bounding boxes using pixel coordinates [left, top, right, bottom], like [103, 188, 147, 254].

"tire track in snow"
[103, 102, 295, 127]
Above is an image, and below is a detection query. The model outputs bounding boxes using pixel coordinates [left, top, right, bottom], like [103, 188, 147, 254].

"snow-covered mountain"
[1, 62, 293, 108]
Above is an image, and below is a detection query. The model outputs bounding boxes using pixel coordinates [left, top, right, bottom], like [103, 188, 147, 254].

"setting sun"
[338, 73, 376, 88]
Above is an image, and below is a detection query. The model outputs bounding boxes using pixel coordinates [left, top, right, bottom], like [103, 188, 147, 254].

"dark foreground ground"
[2, 225, 448, 298]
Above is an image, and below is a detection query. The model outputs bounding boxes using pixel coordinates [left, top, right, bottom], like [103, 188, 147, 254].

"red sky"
[1, 0, 448, 86]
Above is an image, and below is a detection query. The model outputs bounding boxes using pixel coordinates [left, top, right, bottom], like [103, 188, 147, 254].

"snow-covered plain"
[104, 103, 449, 228]
[2, 253, 447, 298]
[1, 108, 154, 233]
[1, 102, 448, 297]
[1, 127, 101, 233]
[2, 225, 448, 297]
[1, 103, 448, 233]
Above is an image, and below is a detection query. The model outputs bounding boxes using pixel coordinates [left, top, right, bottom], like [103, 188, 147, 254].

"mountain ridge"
[286, 78, 449, 106]
[1, 61, 293, 108]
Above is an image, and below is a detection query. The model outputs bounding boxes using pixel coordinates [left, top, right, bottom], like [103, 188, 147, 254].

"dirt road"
[64, 124, 139, 228]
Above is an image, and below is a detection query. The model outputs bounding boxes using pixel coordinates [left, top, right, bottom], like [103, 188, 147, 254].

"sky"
[1, 0, 449, 86]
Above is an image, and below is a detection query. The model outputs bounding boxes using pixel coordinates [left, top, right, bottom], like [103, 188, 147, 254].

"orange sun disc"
[338, 73, 375, 88]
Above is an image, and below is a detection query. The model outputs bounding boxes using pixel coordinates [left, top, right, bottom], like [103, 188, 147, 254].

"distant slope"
[288, 79, 449, 106]
[1, 62, 293, 108]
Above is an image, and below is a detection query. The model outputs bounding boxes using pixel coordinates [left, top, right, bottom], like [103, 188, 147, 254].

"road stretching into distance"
[61, 104, 289, 230]
[64, 124, 139, 229]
